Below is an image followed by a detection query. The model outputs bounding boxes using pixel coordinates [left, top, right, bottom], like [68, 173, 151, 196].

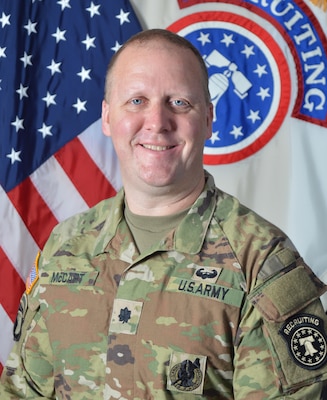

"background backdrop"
[0, 0, 326, 374]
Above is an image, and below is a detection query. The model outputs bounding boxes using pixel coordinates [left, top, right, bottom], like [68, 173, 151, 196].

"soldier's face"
[102, 41, 213, 193]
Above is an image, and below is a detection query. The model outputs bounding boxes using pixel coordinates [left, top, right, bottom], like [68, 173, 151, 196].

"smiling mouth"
[142, 144, 175, 151]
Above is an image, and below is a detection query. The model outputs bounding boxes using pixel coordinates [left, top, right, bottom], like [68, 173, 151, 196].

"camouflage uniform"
[2, 172, 327, 399]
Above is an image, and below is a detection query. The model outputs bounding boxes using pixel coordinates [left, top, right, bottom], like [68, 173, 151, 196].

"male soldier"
[1, 28, 327, 399]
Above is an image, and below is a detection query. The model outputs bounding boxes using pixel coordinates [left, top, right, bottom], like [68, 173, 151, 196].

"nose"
[144, 102, 173, 133]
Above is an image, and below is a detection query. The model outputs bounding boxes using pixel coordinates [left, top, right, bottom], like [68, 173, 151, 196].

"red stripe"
[55, 137, 116, 208]
[7, 178, 58, 249]
[0, 248, 25, 322]
[0, 363, 3, 376]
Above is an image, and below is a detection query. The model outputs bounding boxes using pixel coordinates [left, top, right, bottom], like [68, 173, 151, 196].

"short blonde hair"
[104, 28, 211, 104]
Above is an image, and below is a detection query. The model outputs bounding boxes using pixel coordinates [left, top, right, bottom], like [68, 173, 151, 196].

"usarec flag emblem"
[26, 252, 40, 295]
[168, 0, 327, 164]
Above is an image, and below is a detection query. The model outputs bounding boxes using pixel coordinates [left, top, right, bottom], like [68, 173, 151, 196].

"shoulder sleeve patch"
[26, 252, 40, 295]
[249, 264, 327, 392]
[263, 266, 318, 318]
[279, 313, 327, 371]
[249, 265, 324, 322]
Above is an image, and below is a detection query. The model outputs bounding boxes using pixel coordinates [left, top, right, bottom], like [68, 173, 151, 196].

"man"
[1, 28, 327, 399]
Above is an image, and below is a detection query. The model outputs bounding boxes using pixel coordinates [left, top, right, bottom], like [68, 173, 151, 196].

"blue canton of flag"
[0, 0, 142, 192]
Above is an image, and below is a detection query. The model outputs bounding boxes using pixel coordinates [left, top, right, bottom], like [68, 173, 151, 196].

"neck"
[124, 173, 205, 216]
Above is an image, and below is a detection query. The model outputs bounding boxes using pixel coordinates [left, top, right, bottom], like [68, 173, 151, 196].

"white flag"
[131, 0, 327, 291]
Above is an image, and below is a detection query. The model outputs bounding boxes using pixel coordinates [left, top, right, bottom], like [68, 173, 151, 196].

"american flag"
[0, 0, 142, 373]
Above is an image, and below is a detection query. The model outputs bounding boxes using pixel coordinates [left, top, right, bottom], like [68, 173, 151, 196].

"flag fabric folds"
[0, 0, 141, 373]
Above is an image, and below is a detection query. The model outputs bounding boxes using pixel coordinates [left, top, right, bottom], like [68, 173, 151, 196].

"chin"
[141, 173, 177, 188]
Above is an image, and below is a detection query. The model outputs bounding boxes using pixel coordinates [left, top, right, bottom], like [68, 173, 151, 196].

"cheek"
[184, 118, 208, 144]
[109, 115, 140, 150]
[112, 112, 142, 135]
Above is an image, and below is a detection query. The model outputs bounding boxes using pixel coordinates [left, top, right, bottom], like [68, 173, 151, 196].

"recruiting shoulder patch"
[279, 313, 327, 370]
[26, 252, 40, 294]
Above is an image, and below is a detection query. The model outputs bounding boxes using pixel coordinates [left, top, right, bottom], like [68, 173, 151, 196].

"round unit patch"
[279, 313, 327, 370]
[168, 11, 291, 164]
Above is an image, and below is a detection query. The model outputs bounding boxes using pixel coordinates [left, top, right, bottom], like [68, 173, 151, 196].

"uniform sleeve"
[233, 247, 327, 399]
[0, 277, 55, 398]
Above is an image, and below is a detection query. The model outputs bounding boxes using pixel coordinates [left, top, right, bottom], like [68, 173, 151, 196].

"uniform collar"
[93, 171, 218, 257]
[92, 188, 125, 256]
[166, 172, 217, 254]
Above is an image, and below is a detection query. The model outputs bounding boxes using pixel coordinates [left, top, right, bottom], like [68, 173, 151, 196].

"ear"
[205, 102, 214, 140]
[101, 100, 111, 137]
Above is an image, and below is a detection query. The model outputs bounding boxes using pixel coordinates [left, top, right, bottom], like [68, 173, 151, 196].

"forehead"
[114, 40, 199, 72]
[116, 46, 201, 89]
[106, 39, 209, 102]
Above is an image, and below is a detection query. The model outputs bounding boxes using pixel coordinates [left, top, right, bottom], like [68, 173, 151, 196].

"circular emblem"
[169, 358, 203, 391]
[280, 313, 327, 370]
[168, 11, 291, 164]
[290, 326, 327, 369]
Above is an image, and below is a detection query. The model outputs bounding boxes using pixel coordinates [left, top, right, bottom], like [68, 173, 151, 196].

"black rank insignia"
[279, 313, 327, 370]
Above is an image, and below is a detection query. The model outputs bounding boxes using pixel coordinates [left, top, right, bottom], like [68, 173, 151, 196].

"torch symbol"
[203, 50, 252, 121]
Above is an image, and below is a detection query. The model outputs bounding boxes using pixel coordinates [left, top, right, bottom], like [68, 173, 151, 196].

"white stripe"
[0, 186, 39, 281]
[78, 119, 122, 192]
[0, 304, 14, 366]
[30, 156, 89, 223]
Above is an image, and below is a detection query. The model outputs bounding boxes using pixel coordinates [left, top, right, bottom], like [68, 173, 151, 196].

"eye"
[130, 98, 143, 105]
[171, 99, 190, 107]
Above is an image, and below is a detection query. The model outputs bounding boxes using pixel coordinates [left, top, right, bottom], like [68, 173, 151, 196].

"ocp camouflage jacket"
[2, 172, 327, 399]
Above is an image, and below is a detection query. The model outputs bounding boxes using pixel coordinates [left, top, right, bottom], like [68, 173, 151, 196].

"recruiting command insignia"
[167, 353, 207, 394]
[280, 313, 327, 370]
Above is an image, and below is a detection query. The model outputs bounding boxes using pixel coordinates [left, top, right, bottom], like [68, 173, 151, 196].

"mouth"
[141, 144, 175, 151]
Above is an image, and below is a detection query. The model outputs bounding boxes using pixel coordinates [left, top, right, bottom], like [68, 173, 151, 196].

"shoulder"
[54, 197, 112, 237]
[42, 193, 122, 260]
[53, 197, 112, 237]
[211, 186, 294, 288]
[204, 171, 282, 238]
[214, 187, 284, 239]
[203, 172, 287, 266]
